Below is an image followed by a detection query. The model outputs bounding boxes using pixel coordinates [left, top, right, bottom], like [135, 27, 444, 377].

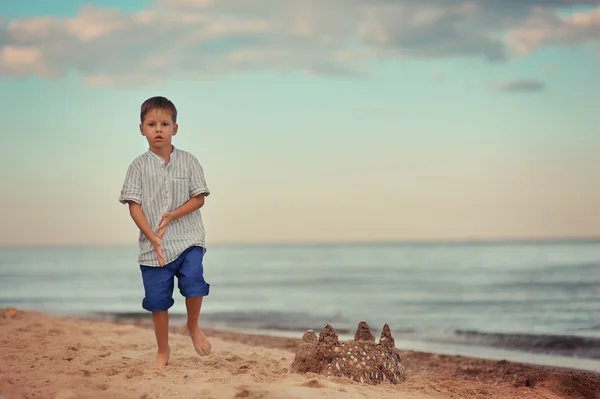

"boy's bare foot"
[150, 347, 170, 370]
[186, 325, 211, 356]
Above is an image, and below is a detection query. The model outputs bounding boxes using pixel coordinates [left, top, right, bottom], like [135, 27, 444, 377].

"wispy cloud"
[493, 79, 546, 93]
[507, 6, 600, 56]
[0, 1, 599, 86]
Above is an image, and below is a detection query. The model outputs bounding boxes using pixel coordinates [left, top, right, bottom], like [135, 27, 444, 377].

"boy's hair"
[140, 96, 178, 123]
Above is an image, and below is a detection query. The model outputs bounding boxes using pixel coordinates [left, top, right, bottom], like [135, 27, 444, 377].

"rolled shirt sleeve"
[119, 161, 142, 204]
[189, 156, 210, 198]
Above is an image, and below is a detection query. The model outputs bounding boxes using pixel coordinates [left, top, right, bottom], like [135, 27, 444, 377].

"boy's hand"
[150, 235, 165, 266]
[156, 212, 173, 239]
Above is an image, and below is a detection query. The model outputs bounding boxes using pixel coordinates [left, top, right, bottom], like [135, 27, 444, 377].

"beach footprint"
[234, 386, 269, 398]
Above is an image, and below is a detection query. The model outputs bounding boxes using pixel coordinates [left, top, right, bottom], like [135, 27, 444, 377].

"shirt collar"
[147, 145, 177, 163]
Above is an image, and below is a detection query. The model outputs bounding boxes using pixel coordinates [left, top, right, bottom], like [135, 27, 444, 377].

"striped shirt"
[119, 146, 210, 267]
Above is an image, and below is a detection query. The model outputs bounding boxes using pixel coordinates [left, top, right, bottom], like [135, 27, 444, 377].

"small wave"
[92, 309, 348, 329]
[572, 323, 600, 331]
[91, 310, 416, 335]
[544, 261, 600, 273]
[92, 311, 150, 320]
[445, 329, 600, 360]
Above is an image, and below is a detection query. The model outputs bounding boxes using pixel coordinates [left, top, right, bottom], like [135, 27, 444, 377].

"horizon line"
[1, 235, 599, 249]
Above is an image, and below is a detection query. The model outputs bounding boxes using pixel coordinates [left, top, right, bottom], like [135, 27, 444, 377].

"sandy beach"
[1, 308, 598, 399]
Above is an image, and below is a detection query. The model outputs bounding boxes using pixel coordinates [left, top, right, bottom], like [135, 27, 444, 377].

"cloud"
[0, 1, 599, 86]
[493, 79, 546, 93]
[507, 6, 600, 55]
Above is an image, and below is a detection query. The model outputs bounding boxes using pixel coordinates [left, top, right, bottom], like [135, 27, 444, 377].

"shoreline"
[86, 311, 600, 374]
[2, 308, 599, 399]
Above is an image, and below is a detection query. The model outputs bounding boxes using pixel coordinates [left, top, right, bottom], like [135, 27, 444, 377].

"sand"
[1, 308, 599, 399]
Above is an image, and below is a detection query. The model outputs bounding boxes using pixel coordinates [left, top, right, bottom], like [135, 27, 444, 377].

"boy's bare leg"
[151, 311, 170, 369]
[185, 296, 211, 356]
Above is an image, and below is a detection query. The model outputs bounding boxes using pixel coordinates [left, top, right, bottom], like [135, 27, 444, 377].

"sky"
[0, 0, 599, 246]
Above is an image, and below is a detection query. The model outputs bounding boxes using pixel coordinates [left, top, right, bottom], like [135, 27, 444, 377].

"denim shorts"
[139, 246, 210, 312]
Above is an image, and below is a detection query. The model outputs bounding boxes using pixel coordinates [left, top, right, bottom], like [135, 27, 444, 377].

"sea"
[1, 240, 599, 372]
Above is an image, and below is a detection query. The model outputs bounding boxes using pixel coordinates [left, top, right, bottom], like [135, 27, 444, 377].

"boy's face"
[139, 108, 178, 151]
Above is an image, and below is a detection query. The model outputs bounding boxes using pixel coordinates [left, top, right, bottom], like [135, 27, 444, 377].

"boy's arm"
[170, 194, 205, 219]
[156, 194, 204, 237]
[119, 160, 164, 266]
[189, 156, 210, 198]
[119, 162, 142, 205]
[128, 202, 158, 241]
[128, 201, 165, 265]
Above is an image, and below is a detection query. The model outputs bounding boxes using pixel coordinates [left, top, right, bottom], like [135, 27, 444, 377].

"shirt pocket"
[172, 176, 190, 208]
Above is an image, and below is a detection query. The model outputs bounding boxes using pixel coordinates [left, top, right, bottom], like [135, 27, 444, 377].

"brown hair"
[140, 96, 177, 123]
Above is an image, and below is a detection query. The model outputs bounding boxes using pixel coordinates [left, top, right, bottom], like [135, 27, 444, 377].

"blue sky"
[0, 0, 599, 246]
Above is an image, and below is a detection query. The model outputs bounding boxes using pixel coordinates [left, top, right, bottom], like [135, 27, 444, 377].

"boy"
[119, 96, 212, 369]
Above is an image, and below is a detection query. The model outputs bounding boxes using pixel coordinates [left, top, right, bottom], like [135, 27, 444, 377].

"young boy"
[119, 96, 212, 369]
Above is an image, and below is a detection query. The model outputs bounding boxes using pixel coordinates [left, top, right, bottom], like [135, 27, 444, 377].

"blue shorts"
[139, 246, 210, 312]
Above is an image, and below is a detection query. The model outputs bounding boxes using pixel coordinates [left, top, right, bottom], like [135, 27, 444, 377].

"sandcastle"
[290, 321, 405, 385]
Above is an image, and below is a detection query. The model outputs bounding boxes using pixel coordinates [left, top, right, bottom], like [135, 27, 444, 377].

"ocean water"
[1, 241, 599, 372]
